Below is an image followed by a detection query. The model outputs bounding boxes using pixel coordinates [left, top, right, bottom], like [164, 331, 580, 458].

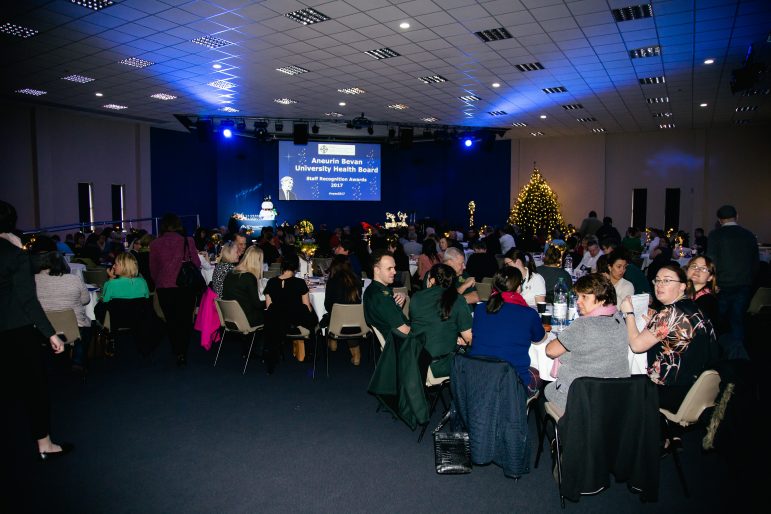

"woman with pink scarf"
[468, 267, 547, 397]
[544, 273, 630, 411]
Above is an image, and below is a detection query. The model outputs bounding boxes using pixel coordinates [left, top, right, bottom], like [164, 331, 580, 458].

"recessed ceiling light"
[542, 86, 567, 94]
[70, 0, 114, 11]
[325, 112, 344, 117]
[741, 88, 770, 96]
[659, 123, 675, 129]
[285, 7, 330, 25]
[212, 63, 222, 69]
[16, 88, 46, 96]
[540, 114, 547, 119]
[646, 97, 669, 104]
[120, 57, 154, 68]
[399, 22, 410, 29]
[530, 131, 544, 136]
[651, 112, 673, 118]
[338, 101, 346, 106]
[150, 93, 177, 100]
[208, 80, 235, 90]
[459, 95, 481, 102]
[274, 98, 297, 105]
[734, 119, 750, 125]
[388, 104, 409, 110]
[639, 76, 666, 84]
[611, 4, 653, 22]
[95, 92, 103, 97]
[62, 74, 94, 83]
[191, 35, 232, 49]
[489, 111, 507, 116]
[421, 117, 438, 122]
[337, 87, 366, 95]
[577, 117, 597, 122]
[103, 104, 127, 110]
[704, 58, 715, 65]
[492, 82, 500, 88]
[276, 65, 309, 76]
[562, 104, 584, 110]
[592, 128, 606, 133]
[0, 22, 38, 38]
[699, 103, 708, 107]
[514, 62, 544, 72]
[474, 27, 512, 42]
[365, 48, 400, 60]
[735, 105, 758, 112]
[418, 75, 447, 84]
[219, 106, 239, 113]
[630, 46, 661, 59]
[511, 122, 527, 127]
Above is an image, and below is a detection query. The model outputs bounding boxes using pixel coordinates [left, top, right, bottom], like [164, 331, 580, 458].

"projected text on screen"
[277, 141, 381, 201]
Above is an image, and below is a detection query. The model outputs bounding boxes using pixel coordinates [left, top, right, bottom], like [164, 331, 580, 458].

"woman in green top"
[408, 263, 473, 378]
[102, 253, 150, 302]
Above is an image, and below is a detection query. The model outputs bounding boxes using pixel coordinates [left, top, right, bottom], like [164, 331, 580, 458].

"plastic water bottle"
[568, 290, 577, 322]
[564, 254, 573, 276]
[553, 278, 568, 330]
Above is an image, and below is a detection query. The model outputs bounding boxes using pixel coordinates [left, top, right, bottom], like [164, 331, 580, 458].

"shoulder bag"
[176, 236, 206, 293]
[433, 409, 472, 474]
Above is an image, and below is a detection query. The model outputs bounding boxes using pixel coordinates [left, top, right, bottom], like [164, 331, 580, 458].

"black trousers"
[156, 287, 196, 357]
[1, 325, 50, 440]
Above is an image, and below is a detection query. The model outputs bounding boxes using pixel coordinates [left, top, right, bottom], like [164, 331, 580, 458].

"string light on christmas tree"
[508, 162, 567, 241]
[468, 200, 476, 228]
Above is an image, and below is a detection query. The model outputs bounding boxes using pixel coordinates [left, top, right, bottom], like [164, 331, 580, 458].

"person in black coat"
[465, 240, 499, 281]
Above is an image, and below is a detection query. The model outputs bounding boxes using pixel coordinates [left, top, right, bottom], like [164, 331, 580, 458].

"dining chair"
[475, 282, 492, 301]
[417, 366, 450, 443]
[659, 370, 721, 497]
[44, 309, 80, 346]
[481, 276, 495, 284]
[214, 299, 264, 375]
[314, 303, 371, 379]
[747, 287, 771, 315]
[534, 375, 660, 508]
[263, 269, 280, 279]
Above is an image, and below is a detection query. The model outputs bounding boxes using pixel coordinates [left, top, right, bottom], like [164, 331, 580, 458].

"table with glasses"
[308, 278, 372, 321]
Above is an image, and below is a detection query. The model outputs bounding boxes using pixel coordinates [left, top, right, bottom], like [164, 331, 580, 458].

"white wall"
[508, 126, 771, 243]
[0, 102, 152, 233]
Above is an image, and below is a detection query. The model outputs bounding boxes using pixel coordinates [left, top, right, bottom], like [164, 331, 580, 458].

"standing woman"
[0, 200, 71, 463]
[503, 249, 546, 307]
[621, 264, 717, 449]
[150, 213, 201, 367]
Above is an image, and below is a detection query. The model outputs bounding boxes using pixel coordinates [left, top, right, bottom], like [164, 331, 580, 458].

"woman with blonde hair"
[222, 246, 265, 328]
[211, 241, 239, 297]
[102, 252, 150, 302]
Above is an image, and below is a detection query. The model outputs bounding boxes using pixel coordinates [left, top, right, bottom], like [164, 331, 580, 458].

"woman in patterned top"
[211, 241, 239, 297]
[621, 264, 717, 449]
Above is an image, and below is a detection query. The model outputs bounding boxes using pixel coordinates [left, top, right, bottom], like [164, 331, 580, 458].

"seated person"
[211, 241, 239, 298]
[102, 253, 150, 303]
[263, 253, 317, 370]
[544, 274, 630, 411]
[222, 246, 265, 357]
[468, 267, 546, 397]
[577, 235, 603, 273]
[363, 250, 409, 338]
[442, 247, 479, 304]
[416, 239, 441, 282]
[33, 240, 91, 372]
[322, 255, 363, 365]
[465, 240, 499, 282]
[503, 249, 546, 307]
[536, 245, 572, 303]
[409, 263, 472, 379]
[685, 255, 720, 332]
[605, 249, 634, 307]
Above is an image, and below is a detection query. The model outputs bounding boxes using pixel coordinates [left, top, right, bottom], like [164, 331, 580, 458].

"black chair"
[534, 375, 660, 508]
[103, 298, 162, 357]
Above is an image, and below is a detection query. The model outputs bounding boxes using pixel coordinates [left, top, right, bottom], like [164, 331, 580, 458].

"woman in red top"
[149, 213, 201, 367]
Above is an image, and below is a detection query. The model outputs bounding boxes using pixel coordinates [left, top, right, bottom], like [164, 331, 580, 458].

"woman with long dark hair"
[409, 263, 473, 378]
[417, 239, 441, 281]
[322, 255, 363, 364]
[467, 267, 546, 397]
[149, 213, 201, 367]
[503, 249, 546, 307]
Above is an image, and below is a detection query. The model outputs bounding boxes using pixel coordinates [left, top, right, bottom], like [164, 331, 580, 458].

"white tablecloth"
[529, 329, 648, 382]
[84, 287, 100, 321]
[69, 262, 86, 281]
[641, 253, 691, 270]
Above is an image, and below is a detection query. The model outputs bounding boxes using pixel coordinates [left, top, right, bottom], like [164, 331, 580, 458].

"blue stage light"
[222, 128, 233, 138]
[463, 138, 473, 147]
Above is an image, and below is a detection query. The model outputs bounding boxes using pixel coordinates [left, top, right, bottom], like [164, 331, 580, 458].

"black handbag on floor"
[176, 237, 206, 294]
[433, 410, 472, 474]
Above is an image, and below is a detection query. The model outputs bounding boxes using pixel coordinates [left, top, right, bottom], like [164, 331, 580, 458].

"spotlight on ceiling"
[463, 138, 473, 148]
[367, 126, 374, 135]
[274, 121, 284, 132]
[253, 120, 269, 140]
[220, 119, 235, 139]
[236, 120, 246, 132]
[311, 123, 319, 134]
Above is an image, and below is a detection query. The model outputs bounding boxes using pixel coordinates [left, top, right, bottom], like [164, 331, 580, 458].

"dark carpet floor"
[7, 334, 763, 514]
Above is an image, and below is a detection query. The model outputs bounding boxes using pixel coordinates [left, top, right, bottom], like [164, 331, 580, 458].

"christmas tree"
[508, 163, 567, 241]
